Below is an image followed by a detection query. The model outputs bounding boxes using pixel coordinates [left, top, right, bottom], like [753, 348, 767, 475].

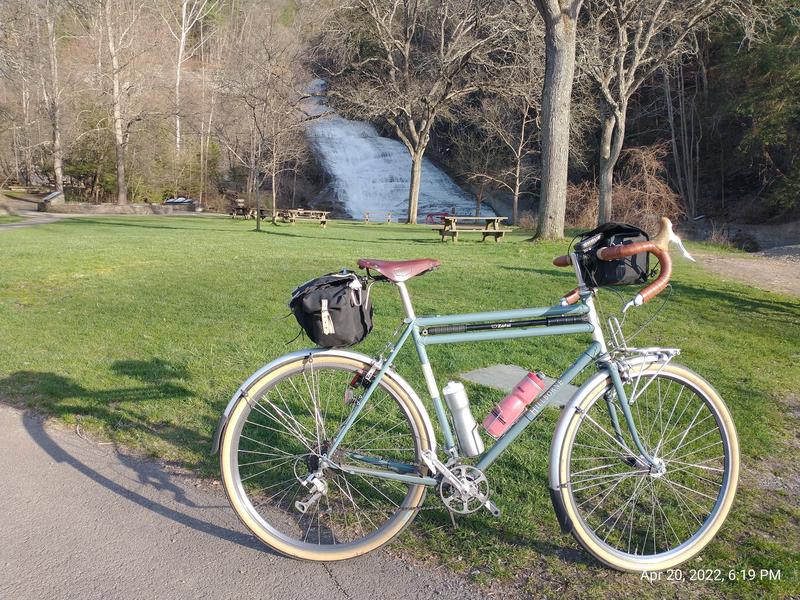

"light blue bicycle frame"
[324, 266, 657, 488]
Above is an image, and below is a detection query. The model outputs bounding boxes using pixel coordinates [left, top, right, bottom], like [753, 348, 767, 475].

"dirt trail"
[692, 247, 800, 298]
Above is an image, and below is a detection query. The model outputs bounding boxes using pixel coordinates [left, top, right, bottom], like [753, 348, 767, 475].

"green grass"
[0, 215, 23, 224]
[0, 216, 797, 597]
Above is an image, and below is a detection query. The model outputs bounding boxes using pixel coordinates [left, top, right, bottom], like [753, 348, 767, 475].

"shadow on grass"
[0, 358, 599, 564]
[671, 280, 799, 321]
[59, 218, 236, 233]
[0, 358, 274, 553]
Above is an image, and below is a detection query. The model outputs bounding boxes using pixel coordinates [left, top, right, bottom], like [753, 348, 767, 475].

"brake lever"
[670, 230, 695, 262]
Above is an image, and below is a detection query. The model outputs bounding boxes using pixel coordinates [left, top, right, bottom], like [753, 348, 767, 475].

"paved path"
[0, 209, 70, 230]
[0, 405, 487, 600]
[0, 195, 70, 231]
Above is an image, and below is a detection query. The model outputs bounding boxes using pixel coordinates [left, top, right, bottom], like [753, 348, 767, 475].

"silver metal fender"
[547, 354, 672, 532]
[211, 348, 436, 456]
[548, 369, 611, 490]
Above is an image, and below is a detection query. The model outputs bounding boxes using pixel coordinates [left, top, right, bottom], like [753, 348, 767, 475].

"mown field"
[0, 216, 797, 598]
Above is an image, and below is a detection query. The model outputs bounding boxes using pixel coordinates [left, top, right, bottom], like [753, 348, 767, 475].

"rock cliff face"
[304, 80, 494, 221]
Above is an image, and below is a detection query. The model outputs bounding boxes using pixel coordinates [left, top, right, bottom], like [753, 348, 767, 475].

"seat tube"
[411, 325, 457, 453]
[396, 282, 457, 453]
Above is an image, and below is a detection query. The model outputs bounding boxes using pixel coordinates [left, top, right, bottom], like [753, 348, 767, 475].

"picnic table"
[229, 199, 254, 219]
[274, 208, 329, 228]
[434, 216, 510, 242]
[363, 211, 394, 223]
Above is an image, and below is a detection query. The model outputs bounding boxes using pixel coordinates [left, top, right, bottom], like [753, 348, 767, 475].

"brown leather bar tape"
[562, 288, 581, 305]
[596, 242, 672, 304]
[553, 255, 572, 267]
[595, 240, 655, 261]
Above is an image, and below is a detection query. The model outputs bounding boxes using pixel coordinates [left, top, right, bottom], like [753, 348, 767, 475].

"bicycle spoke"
[226, 361, 423, 552]
[566, 369, 734, 563]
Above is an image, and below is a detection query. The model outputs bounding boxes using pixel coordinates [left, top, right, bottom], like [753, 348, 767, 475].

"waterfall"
[304, 80, 495, 222]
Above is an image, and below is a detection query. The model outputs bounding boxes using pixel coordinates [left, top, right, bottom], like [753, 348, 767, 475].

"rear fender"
[211, 348, 436, 455]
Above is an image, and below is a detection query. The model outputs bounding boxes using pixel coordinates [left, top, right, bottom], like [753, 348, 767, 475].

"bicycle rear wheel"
[554, 362, 739, 572]
[219, 354, 431, 560]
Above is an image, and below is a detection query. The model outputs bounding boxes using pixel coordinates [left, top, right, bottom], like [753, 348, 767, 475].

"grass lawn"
[0, 215, 24, 224]
[0, 216, 797, 597]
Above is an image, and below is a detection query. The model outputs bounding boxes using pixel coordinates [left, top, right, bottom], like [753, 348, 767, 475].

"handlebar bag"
[289, 271, 373, 348]
[574, 223, 650, 287]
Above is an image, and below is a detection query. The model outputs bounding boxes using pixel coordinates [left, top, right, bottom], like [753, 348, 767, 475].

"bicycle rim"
[557, 363, 739, 571]
[220, 356, 429, 560]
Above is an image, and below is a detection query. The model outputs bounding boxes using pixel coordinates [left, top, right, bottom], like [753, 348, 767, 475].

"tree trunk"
[45, 15, 64, 192]
[598, 156, 614, 224]
[21, 83, 34, 185]
[12, 127, 21, 183]
[598, 113, 614, 224]
[173, 1, 190, 156]
[513, 160, 522, 225]
[535, 18, 578, 239]
[104, 1, 128, 204]
[512, 106, 528, 226]
[597, 104, 625, 225]
[407, 150, 423, 223]
[475, 181, 484, 217]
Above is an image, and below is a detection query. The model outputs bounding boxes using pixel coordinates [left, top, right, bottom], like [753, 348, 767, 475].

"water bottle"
[483, 372, 546, 438]
[442, 381, 484, 457]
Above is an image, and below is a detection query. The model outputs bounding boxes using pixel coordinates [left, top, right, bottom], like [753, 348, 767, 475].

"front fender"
[211, 348, 436, 456]
[547, 354, 672, 532]
[546, 369, 610, 532]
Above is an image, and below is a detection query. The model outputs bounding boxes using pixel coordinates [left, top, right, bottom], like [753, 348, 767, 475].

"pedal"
[483, 499, 501, 517]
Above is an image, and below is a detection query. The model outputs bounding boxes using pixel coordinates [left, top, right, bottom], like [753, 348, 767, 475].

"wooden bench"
[434, 216, 510, 243]
[363, 211, 393, 223]
[275, 208, 329, 228]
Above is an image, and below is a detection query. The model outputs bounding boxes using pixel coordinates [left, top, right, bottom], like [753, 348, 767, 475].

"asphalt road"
[0, 404, 487, 600]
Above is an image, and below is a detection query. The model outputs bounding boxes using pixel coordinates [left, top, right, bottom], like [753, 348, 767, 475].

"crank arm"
[421, 450, 471, 495]
[295, 491, 323, 514]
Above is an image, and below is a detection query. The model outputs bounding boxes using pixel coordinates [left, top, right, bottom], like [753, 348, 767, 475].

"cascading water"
[304, 80, 495, 222]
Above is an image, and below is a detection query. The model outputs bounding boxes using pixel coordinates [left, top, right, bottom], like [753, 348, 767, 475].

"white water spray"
[304, 80, 494, 222]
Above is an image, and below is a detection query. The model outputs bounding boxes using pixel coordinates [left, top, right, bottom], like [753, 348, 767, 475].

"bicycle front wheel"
[219, 353, 431, 561]
[554, 362, 739, 572]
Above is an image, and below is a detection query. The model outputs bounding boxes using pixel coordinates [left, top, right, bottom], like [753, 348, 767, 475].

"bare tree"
[0, 5, 42, 185]
[216, 8, 309, 231]
[458, 97, 539, 223]
[580, 0, 773, 224]
[663, 57, 702, 218]
[33, 0, 83, 193]
[319, 0, 517, 223]
[96, 0, 150, 204]
[157, 0, 218, 156]
[525, 0, 584, 239]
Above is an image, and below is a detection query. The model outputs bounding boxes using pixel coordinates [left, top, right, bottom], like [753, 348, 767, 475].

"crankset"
[438, 464, 494, 515]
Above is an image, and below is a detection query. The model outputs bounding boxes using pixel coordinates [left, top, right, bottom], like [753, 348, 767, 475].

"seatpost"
[395, 282, 416, 320]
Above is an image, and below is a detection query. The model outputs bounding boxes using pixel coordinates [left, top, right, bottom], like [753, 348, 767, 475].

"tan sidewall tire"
[557, 363, 740, 572]
[220, 355, 431, 561]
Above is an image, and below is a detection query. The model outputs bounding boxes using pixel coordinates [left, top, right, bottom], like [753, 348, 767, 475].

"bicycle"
[212, 217, 739, 572]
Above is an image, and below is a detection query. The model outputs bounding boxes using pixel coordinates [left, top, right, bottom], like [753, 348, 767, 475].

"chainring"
[438, 464, 490, 514]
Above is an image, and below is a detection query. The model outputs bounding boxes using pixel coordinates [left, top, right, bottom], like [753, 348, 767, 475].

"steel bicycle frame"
[324, 273, 659, 488]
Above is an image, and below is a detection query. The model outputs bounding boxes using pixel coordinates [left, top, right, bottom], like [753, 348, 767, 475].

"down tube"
[475, 342, 602, 472]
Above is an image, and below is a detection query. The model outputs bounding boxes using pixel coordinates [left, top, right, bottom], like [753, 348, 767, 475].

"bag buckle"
[320, 299, 335, 335]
